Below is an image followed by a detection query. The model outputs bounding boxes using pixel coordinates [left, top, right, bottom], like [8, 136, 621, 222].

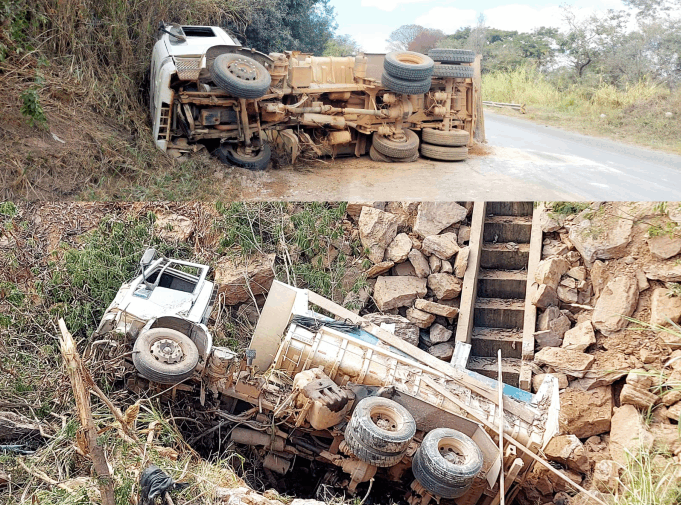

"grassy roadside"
[482, 68, 681, 155]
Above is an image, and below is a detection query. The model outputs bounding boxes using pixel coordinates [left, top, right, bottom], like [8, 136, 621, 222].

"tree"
[466, 13, 487, 56]
[408, 29, 445, 53]
[324, 34, 362, 56]
[386, 24, 425, 51]
[229, 0, 337, 55]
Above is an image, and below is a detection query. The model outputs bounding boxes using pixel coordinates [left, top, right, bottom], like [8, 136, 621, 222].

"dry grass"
[482, 67, 681, 154]
[0, 0, 250, 200]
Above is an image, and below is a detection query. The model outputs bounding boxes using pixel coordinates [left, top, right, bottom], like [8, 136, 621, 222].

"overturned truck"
[150, 24, 478, 169]
[95, 251, 560, 504]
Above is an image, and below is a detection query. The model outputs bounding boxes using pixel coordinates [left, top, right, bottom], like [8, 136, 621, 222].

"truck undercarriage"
[151, 25, 479, 169]
[94, 252, 560, 505]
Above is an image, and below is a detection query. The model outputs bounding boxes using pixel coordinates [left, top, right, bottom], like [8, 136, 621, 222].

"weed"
[648, 221, 678, 238]
[548, 201, 590, 216]
[616, 446, 681, 505]
[653, 202, 668, 214]
[667, 283, 681, 298]
[20, 75, 47, 128]
[0, 201, 17, 218]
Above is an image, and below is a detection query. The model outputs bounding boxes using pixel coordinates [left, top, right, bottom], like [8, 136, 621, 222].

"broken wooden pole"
[58, 318, 115, 505]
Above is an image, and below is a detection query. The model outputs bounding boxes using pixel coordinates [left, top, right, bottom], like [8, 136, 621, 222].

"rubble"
[535, 347, 595, 377]
[454, 246, 469, 278]
[358, 206, 399, 264]
[650, 288, 681, 326]
[567, 212, 633, 264]
[428, 254, 441, 273]
[154, 213, 195, 241]
[440, 259, 453, 274]
[647, 234, 681, 260]
[407, 249, 431, 278]
[531, 283, 559, 309]
[373, 275, 427, 311]
[620, 384, 658, 410]
[559, 386, 613, 438]
[535, 257, 570, 289]
[591, 460, 620, 493]
[429, 323, 452, 343]
[536, 307, 571, 348]
[364, 313, 419, 346]
[543, 435, 590, 474]
[385, 233, 412, 262]
[405, 307, 435, 329]
[609, 405, 653, 465]
[427, 273, 462, 300]
[561, 321, 596, 352]
[591, 274, 639, 335]
[413, 202, 467, 237]
[414, 299, 459, 318]
[421, 233, 459, 260]
[644, 262, 681, 282]
[365, 261, 394, 278]
[428, 342, 454, 360]
[532, 373, 568, 392]
[214, 253, 276, 305]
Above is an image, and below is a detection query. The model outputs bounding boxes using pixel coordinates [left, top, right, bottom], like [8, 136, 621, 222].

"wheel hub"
[151, 338, 183, 364]
[389, 132, 407, 143]
[228, 59, 258, 81]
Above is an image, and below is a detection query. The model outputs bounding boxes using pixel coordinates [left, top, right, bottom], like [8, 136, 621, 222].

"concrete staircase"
[467, 202, 534, 387]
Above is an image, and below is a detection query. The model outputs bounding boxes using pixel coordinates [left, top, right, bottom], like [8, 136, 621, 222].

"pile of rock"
[520, 202, 681, 505]
[349, 202, 472, 361]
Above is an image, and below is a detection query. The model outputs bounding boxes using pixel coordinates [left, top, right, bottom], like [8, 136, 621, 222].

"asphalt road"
[230, 111, 681, 201]
[482, 111, 681, 200]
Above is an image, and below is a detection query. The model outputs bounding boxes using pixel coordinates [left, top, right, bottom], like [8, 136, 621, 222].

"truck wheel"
[133, 328, 199, 384]
[433, 64, 474, 79]
[412, 428, 483, 499]
[211, 53, 271, 99]
[428, 48, 475, 64]
[217, 142, 271, 171]
[369, 146, 419, 163]
[344, 397, 416, 467]
[381, 72, 431, 96]
[420, 143, 467, 161]
[373, 128, 419, 159]
[384, 51, 434, 81]
[422, 128, 470, 147]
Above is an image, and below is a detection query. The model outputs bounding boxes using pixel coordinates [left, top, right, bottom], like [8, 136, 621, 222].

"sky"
[329, 0, 626, 53]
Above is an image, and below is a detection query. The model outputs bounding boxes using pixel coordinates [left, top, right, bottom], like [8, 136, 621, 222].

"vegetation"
[0, 0, 354, 199]
[615, 447, 681, 505]
[388, 0, 680, 152]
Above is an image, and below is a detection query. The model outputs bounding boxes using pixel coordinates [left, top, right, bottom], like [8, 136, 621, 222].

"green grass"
[548, 201, 591, 216]
[615, 448, 681, 505]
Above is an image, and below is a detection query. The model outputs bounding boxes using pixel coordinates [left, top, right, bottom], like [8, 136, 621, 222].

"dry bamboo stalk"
[58, 318, 115, 505]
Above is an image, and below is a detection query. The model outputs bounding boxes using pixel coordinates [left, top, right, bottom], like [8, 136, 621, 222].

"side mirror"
[140, 248, 156, 270]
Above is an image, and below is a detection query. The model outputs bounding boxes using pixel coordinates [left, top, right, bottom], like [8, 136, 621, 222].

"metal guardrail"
[483, 101, 526, 114]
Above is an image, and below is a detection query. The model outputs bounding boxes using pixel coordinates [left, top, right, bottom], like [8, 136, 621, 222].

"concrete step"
[467, 356, 521, 387]
[471, 327, 523, 359]
[486, 202, 533, 217]
[477, 269, 527, 299]
[474, 297, 525, 329]
[483, 215, 532, 244]
[481, 243, 530, 270]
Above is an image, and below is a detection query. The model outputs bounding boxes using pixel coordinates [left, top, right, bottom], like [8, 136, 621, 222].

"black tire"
[420, 143, 467, 161]
[344, 397, 416, 467]
[211, 53, 271, 99]
[384, 51, 434, 81]
[412, 428, 483, 499]
[422, 128, 470, 147]
[372, 128, 419, 159]
[369, 146, 419, 163]
[381, 72, 431, 95]
[132, 328, 199, 384]
[433, 64, 474, 79]
[216, 142, 271, 171]
[428, 48, 475, 64]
